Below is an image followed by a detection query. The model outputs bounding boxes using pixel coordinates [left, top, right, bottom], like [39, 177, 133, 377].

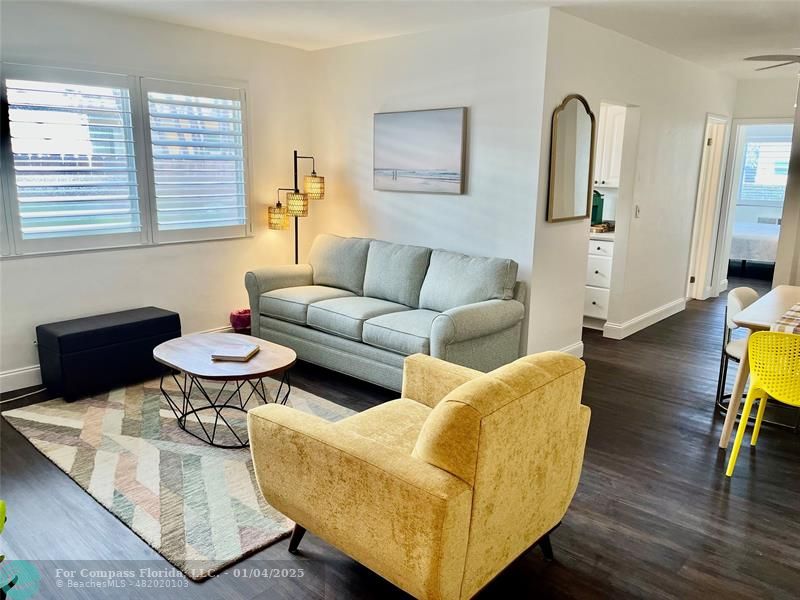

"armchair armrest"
[244, 264, 312, 336]
[247, 404, 472, 599]
[431, 299, 524, 348]
[401, 353, 482, 408]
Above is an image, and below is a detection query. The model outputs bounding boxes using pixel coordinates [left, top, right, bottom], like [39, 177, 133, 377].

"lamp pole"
[293, 150, 300, 264]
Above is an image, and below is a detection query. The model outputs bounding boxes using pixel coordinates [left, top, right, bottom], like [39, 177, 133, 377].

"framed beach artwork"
[373, 107, 467, 194]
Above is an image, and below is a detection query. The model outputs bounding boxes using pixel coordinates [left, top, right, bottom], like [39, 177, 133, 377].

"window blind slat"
[7, 79, 142, 241]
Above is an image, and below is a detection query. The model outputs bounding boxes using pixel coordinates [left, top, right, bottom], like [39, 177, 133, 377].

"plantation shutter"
[2, 65, 148, 254]
[141, 78, 248, 243]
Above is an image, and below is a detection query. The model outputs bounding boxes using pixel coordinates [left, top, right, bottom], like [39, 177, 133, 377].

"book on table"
[211, 341, 260, 362]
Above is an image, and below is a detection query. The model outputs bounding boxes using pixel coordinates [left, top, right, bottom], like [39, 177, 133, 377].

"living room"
[1, 1, 799, 598]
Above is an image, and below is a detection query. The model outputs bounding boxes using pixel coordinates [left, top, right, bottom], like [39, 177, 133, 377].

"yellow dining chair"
[726, 331, 800, 477]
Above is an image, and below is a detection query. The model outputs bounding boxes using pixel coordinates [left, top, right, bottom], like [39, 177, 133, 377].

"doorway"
[713, 119, 794, 291]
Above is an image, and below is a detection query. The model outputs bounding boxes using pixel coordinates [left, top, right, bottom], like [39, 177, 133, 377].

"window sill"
[0, 231, 256, 261]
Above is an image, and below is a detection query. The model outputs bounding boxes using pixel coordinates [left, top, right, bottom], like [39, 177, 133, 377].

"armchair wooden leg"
[288, 524, 306, 554]
[539, 534, 554, 561]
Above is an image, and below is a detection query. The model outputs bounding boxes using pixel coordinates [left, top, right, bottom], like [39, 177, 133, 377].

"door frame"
[687, 113, 731, 300]
[711, 117, 795, 294]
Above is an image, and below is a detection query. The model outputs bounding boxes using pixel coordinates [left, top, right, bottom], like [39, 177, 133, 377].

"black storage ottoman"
[36, 307, 181, 400]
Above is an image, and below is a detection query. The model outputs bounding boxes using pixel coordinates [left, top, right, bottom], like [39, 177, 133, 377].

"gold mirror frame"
[546, 94, 596, 223]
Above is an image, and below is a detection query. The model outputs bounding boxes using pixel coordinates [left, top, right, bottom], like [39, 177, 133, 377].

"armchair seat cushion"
[363, 309, 440, 355]
[307, 297, 410, 341]
[334, 398, 431, 454]
[260, 285, 355, 325]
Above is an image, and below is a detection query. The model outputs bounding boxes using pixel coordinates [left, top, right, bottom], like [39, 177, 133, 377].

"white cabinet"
[593, 103, 626, 188]
[584, 235, 615, 321]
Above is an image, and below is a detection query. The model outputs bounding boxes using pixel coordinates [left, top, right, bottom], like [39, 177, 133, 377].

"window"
[1, 66, 148, 254]
[142, 79, 248, 243]
[0, 64, 250, 256]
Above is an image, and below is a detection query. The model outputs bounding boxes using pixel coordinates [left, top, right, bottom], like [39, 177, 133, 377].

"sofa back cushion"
[418, 250, 518, 312]
[308, 234, 371, 295]
[363, 240, 432, 307]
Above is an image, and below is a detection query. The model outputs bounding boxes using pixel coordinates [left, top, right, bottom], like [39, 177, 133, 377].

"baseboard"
[558, 341, 584, 358]
[0, 365, 43, 393]
[204, 325, 234, 334]
[582, 316, 605, 331]
[717, 278, 729, 295]
[603, 298, 686, 340]
[0, 324, 234, 394]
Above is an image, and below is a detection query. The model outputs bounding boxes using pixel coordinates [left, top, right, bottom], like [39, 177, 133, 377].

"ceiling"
[560, 1, 800, 79]
[73, 0, 800, 79]
[76, 0, 549, 52]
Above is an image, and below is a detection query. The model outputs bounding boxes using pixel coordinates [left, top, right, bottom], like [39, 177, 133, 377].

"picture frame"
[373, 107, 467, 194]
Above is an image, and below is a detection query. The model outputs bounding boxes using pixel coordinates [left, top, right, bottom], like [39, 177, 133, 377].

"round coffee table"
[153, 333, 296, 448]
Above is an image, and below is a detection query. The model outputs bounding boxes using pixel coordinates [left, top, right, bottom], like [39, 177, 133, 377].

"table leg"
[719, 343, 750, 448]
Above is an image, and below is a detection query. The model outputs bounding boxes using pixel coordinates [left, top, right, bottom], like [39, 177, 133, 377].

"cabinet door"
[593, 104, 608, 185]
[602, 106, 626, 187]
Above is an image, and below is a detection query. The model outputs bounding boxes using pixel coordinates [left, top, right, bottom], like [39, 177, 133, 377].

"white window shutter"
[142, 79, 248, 243]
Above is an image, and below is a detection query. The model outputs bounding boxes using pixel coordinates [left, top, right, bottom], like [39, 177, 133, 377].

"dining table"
[718, 284, 800, 448]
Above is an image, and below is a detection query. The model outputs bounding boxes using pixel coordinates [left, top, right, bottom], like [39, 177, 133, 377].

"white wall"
[0, 1, 312, 389]
[774, 84, 800, 286]
[303, 10, 550, 304]
[527, 10, 737, 352]
[734, 78, 798, 119]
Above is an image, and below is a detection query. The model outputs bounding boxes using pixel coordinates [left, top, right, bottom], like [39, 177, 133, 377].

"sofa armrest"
[247, 404, 472, 599]
[244, 264, 313, 336]
[431, 299, 524, 348]
[401, 353, 482, 408]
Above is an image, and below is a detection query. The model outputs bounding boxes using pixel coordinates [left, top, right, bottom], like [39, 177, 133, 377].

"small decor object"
[211, 342, 260, 362]
[230, 308, 251, 333]
[547, 94, 596, 222]
[591, 190, 604, 225]
[373, 107, 467, 194]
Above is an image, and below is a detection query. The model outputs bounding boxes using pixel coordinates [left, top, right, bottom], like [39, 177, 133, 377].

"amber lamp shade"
[286, 192, 309, 217]
[268, 202, 289, 230]
[304, 174, 325, 201]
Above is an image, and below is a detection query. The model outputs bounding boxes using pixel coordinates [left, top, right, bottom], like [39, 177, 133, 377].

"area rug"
[2, 376, 354, 580]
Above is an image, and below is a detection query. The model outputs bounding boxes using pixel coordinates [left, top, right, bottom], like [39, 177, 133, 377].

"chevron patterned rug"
[2, 376, 354, 580]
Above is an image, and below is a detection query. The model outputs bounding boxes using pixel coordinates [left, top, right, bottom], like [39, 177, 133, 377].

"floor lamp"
[268, 150, 325, 264]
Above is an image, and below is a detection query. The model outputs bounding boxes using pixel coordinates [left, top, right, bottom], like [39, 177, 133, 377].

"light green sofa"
[245, 234, 526, 391]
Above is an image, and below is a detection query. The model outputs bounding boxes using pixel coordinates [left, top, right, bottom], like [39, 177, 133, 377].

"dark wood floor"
[3, 277, 799, 599]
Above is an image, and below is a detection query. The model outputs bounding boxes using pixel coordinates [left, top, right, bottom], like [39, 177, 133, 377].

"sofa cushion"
[363, 240, 432, 307]
[418, 250, 519, 312]
[307, 297, 410, 341]
[260, 285, 355, 325]
[333, 398, 431, 454]
[363, 309, 440, 355]
[308, 234, 371, 295]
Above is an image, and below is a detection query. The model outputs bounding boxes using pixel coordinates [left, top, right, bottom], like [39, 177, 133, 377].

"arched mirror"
[546, 94, 596, 222]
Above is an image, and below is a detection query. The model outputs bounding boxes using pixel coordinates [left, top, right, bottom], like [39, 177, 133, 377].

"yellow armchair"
[248, 352, 590, 599]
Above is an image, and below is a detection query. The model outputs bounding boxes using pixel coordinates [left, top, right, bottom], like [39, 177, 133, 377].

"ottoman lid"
[36, 307, 180, 353]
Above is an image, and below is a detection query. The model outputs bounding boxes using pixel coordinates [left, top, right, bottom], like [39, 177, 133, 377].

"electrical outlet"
[634, 204, 641, 218]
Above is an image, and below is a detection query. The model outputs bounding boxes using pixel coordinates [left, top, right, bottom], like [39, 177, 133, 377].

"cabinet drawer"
[584, 286, 610, 319]
[586, 256, 613, 288]
[589, 239, 614, 257]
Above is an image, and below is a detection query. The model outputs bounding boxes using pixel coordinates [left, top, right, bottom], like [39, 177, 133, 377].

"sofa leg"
[288, 524, 306, 554]
[539, 533, 554, 561]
